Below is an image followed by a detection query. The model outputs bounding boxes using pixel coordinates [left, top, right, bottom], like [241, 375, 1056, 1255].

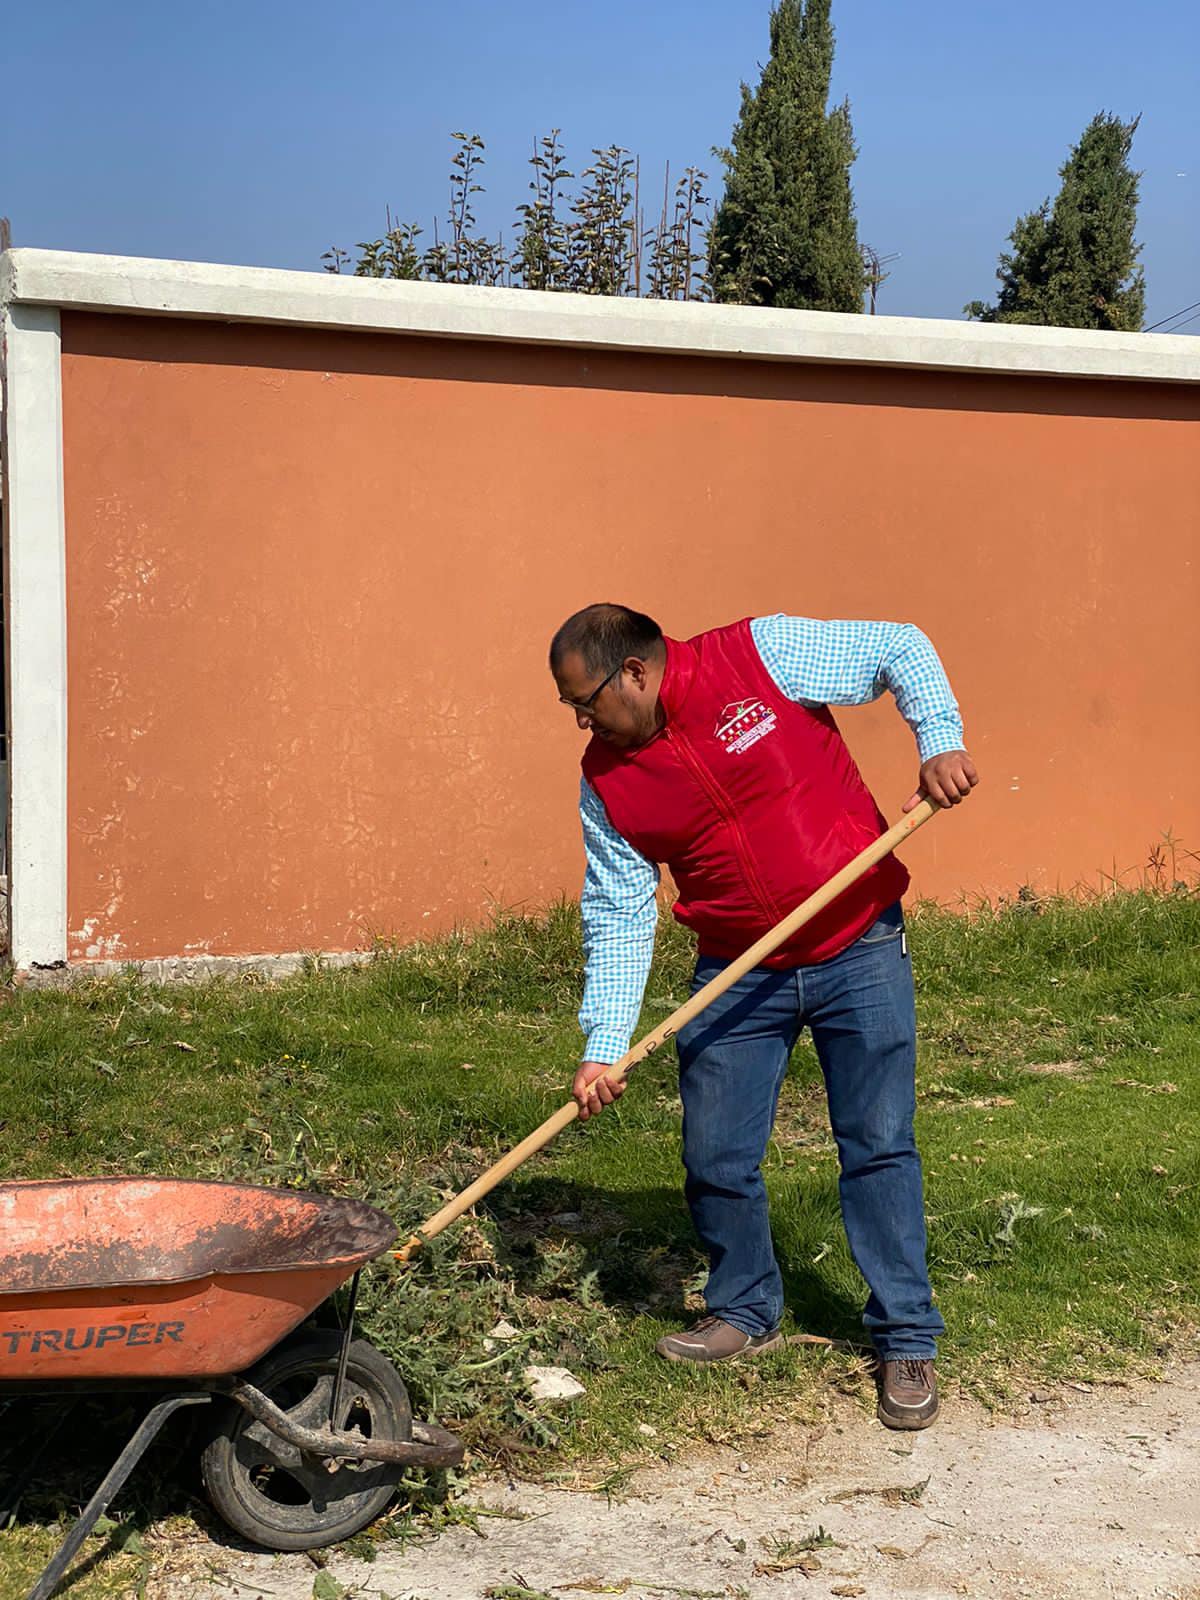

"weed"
[755, 1526, 837, 1574]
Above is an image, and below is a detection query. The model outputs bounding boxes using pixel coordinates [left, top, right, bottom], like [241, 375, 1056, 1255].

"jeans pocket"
[858, 902, 905, 945]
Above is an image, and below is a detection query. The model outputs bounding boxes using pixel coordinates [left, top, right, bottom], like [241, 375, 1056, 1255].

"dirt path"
[167, 1365, 1200, 1600]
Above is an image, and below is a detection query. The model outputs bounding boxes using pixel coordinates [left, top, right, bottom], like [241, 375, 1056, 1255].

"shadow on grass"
[485, 1176, 865, 1344]
[0, 1392, 210, 1588]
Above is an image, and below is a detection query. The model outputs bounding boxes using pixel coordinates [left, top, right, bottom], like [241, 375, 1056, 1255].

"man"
[549, 604, 977, 1431]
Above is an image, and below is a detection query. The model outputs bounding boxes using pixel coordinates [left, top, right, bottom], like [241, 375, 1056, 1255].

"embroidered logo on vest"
[715, 698, 778, 755]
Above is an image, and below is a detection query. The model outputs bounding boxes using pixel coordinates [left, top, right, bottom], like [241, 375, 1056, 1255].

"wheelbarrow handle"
[224, 1377, 465, 1468]
[393, 798, 938, 1262]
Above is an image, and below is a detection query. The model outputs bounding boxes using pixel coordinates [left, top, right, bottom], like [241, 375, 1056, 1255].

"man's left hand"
[904, 749, 979, 812]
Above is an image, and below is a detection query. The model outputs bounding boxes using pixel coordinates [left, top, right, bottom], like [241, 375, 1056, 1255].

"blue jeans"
[676, 903, 944, 1359]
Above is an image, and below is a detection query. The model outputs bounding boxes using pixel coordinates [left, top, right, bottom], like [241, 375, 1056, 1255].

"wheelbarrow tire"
[200, 1326, 414, 1552]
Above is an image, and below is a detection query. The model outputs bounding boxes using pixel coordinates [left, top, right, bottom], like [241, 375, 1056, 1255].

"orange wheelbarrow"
[0, 1177, 463, 1600]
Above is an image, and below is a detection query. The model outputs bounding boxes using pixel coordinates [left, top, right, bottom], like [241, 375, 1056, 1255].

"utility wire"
[1144, 297, 1200, 332]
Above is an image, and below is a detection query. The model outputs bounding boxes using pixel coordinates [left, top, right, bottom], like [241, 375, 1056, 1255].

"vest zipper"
[664, 725, 783, 926]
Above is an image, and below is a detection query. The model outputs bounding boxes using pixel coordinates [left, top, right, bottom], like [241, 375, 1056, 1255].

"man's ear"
[624, 656, 650, 691]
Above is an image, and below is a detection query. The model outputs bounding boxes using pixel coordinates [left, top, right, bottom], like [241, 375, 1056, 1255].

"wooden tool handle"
[393, 799, 937, 1261]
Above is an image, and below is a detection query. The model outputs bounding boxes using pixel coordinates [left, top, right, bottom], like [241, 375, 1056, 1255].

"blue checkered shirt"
[577, 616, 964, 1063]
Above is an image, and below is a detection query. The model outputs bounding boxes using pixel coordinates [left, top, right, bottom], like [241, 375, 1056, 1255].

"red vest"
[582, 618, 908, 967]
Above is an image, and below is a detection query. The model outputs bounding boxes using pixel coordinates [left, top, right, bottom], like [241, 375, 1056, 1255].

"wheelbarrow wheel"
[201, 1327, 413, 1551]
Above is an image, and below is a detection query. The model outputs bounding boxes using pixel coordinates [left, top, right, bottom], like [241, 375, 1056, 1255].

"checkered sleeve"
[750, 614, 965, 762]
[577, 777, 659, 1064]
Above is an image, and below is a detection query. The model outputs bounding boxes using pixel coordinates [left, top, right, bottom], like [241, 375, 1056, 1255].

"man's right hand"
[573, 1060, 627, 1121]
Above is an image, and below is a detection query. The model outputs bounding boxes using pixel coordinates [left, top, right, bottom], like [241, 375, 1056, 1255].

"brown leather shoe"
[655, 1315, 784, 1364]
[877, 1357, 939, 1429]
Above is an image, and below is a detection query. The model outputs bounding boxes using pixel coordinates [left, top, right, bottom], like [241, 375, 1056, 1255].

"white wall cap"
[2, 247, 1198, 385]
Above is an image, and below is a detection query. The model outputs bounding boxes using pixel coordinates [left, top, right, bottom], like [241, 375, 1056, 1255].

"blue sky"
[7, 0, 1198, 327]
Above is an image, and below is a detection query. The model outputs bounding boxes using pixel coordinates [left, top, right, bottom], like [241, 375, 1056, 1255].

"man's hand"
[904, 749, 979, 812]
[573, 1060, 627, 1121]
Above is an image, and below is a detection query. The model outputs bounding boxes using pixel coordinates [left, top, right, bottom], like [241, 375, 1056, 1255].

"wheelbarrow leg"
[28, 1392, 211, 1600]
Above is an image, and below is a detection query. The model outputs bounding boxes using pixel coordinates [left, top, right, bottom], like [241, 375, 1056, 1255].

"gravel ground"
[161, 1363, 1200, 1600]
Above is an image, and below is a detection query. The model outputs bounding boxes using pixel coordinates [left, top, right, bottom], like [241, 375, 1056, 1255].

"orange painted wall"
[59, 311, 1200, 962]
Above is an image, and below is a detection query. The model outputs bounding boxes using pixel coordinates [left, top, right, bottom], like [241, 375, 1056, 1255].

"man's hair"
[549, 603, 665, 676]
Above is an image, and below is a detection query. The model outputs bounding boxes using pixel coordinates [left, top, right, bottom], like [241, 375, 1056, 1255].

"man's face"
[553, 650, 661, 750]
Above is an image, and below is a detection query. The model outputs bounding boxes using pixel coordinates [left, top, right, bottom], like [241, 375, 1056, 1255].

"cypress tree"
[966, 112, 1145, 330]
[708, 0, 865, 312]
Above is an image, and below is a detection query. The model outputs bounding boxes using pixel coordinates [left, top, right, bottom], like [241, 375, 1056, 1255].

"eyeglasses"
[558, 661, 623, 715]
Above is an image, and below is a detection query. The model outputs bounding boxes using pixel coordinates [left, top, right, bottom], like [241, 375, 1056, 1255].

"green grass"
[1, 891, 1198, 1596]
